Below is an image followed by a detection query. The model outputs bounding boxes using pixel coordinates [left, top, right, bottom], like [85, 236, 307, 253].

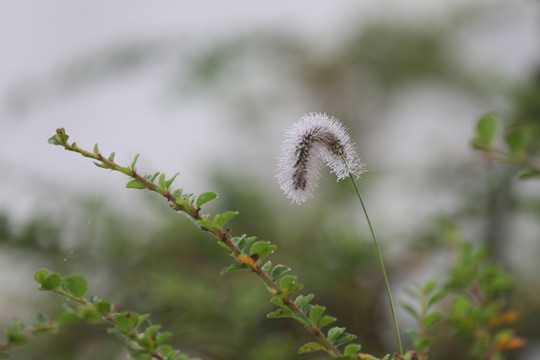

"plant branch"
[53, 289, 167, 360]
[48, 128, 343, 356]
[477, 145, 540, 175]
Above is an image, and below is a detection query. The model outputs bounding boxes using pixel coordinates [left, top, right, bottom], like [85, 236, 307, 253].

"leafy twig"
[1, 269, 193, 360]
[48, 128, 370, 359]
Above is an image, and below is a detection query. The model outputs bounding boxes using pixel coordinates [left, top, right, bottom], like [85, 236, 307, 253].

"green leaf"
[452, 297, 472, 317]
[34, 269, 50, 285]
[114, 312, 139, 332]
[423, 311, 443, 328]
[403, 286, 421, 300]
[261, 260, 272, 274]
[475, 112, 499, 147]
[77, 305, 102, 324]
[196, 220, 217, 231]
[63, 274, 88, 298]
[414, 337, 434, 353]
[344, 343, 362, 356]
[149, 172, 160, 182]
[165, 351, 181, 360]
[108, 152, 116, 161]
[270, 295, 286, 308]
[309, 305, 326, 327]
[155, 332, 172, 346]
[132, 353, 151, 360]
[221, 263, 248, 275]
[130, 153, 140, 169]
[318, 315, 337, 328]
[172, 189, 183, 198]
[328, 327, 346, 343]
[250, 241, 276, 261]
[39, 273, 62, 291]
[56, 311, 81, 325]
[137, 314, 150, 326]
[174, 198, 191, 212]
[143, 325, 161, 337]
[507, 127, 533, 155]
[165, 173, 179, 189]
[237, 236, 257, 250]
[427, 290, 447, 308]
[36, 312, 49, 324]
[47, 134, 62, 146]
[294, 294, 315, 310]
[0, 351, 10, 358]
[94, 300, 112, 314]
[279, 275, 297, 290]
[230, 234, 245, 246]
[94, 161, 113, 169]
[289, 282, 303, 293]
[196, 192, 218, 208]
[270, 265, 291, 281]
[93, 143, 100, 156]
[6, 327, 27, 345]
[401, 303, 419, 319]
[6, 319, 28, 345]
[217, 239, 234, 252]
[405, 330, 420, 342]
[47, 129, 63, 145]
[267, 308, 293, 319]
[334, 332, 357, 347]
[518, 168, 540, 179]
[292, 313, 312, 328]
[422, 280, 438, 295]
[214, 211, 238, 228]
[403, 352, 415, 360]
[298, 342, 326, 354]
[158, 173, 166, 190]
[160, 345, 174, 356]
[126, 179, 148, 189]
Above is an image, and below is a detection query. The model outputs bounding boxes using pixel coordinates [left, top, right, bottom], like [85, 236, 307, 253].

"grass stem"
[348, 173, 403, 356]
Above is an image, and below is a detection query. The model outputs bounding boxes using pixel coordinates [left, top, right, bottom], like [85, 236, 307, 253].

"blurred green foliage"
[2, 4, 540, 360]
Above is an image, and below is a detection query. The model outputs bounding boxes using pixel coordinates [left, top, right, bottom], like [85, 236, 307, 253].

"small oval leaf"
[344, 343, 362, 355]
[126, 179, 148, 189]
[64, 274, 88, 298]
[34, 269, 50, 285]
[270, 265, 291, 281]
[221, 263, 248, 275]
[250, 241, 276, 261]
[475, 113, 499, 147]
[424, 311, 443, 328]
[298, 342, 326, 354]
[318, 315, 337, 328]
[267, 308, 293, 319]
[40, 273, 62, 291]
[158, 173, 166, 190]
[309, 305, 326, 326]
[196, 192, 218, 208]
[261, 260, 272, 274]
[327, 327, 346, 343]
[215, 211, 238, 228]
[278, 275, 297, 290]
[334, 332, 357, 347]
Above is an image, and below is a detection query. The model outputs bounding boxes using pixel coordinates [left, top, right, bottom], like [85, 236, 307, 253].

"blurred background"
[1, 1, 539, 359]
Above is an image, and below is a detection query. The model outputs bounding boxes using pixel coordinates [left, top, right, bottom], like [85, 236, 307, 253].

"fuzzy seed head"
[276, 112, 366, 204]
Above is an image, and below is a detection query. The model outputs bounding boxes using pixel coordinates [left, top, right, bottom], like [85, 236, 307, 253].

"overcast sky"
[1, 0, 539, 227]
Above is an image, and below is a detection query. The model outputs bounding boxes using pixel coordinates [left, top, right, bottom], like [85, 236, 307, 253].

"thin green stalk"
[348, 173, 403, 356]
